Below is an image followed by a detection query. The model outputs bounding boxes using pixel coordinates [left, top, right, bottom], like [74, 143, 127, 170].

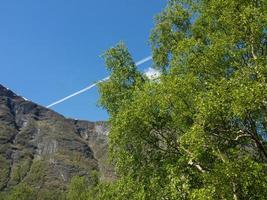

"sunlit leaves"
[96, 0, 267, 199]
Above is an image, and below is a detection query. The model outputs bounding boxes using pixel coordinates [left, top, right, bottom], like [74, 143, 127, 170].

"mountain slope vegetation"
[0, 84, 113, 199]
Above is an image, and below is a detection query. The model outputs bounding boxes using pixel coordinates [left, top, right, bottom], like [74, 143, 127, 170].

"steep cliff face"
[0, 84, 114, 195]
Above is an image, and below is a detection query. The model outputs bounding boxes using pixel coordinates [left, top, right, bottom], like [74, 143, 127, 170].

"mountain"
[0, 84, 114, 196]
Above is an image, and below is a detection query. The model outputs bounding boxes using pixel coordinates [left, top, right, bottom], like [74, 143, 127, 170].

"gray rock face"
[0, 84, 114, 194]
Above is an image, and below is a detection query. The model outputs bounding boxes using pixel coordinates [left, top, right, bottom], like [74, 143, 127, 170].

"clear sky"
[0, 0, 166, 121]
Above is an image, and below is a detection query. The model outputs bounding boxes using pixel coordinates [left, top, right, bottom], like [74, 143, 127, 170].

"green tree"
[67, 172, 100, 200]
[91, 177, 145, 200]
[6, 183, 36, 200]
[98, 42, 144, 117]
[98, 0, 267, 199]
[66, 176, 90, 200]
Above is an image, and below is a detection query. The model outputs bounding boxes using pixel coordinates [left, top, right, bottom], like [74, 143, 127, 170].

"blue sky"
[0, 0, 166, 121]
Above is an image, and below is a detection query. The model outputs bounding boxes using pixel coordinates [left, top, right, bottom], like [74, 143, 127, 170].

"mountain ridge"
[0, 84, 114, 196]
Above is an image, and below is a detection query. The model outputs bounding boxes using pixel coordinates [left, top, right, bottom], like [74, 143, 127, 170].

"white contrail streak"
[135, 55, 152, 66]
[46, 56, 152, 108]
[46, 77, 109, 108]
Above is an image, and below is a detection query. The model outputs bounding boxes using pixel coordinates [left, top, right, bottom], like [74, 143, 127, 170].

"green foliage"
[97, 0, 267, 199]
[90, 170, 100, 187]
[66, 176, 91, 200]
[67, 171, 100, 200]
[0, 155, 9, 189]
[6, 183, 36, 200]
[37, 189, 66, 200]
[11, 157, 32, 184]
[24, 160, 46, 186]
[91, 177, 145, 200]
[0, 191, 8, 200]
[98, 42, 144, 116]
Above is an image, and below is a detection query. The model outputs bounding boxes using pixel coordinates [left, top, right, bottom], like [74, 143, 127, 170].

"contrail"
[46, 77, 109, 108]
[46, 56, 152, 108]
[135, 55, 152, 66]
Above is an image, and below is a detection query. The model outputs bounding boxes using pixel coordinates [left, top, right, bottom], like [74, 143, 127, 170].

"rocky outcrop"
[0, 84, 114, 194]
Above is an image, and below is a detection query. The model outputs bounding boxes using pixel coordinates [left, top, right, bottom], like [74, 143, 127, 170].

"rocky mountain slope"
[0, 84, 114, 195]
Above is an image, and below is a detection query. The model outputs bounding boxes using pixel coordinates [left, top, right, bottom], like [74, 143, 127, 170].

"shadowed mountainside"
[0, 84, 114, 196]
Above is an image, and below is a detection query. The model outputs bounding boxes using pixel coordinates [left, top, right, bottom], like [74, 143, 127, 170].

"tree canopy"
[96, 0, 267, 199]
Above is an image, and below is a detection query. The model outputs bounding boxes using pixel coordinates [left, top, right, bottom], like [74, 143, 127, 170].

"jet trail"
[46, 56, 152, 108]
[46, 77, 109, 108]
[135, 55, 152, 66]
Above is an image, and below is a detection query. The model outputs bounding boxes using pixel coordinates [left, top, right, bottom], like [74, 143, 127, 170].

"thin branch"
[251, 45, 257, 59]
[180, 146, 207, 173]
[234, 133, 251, 141]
